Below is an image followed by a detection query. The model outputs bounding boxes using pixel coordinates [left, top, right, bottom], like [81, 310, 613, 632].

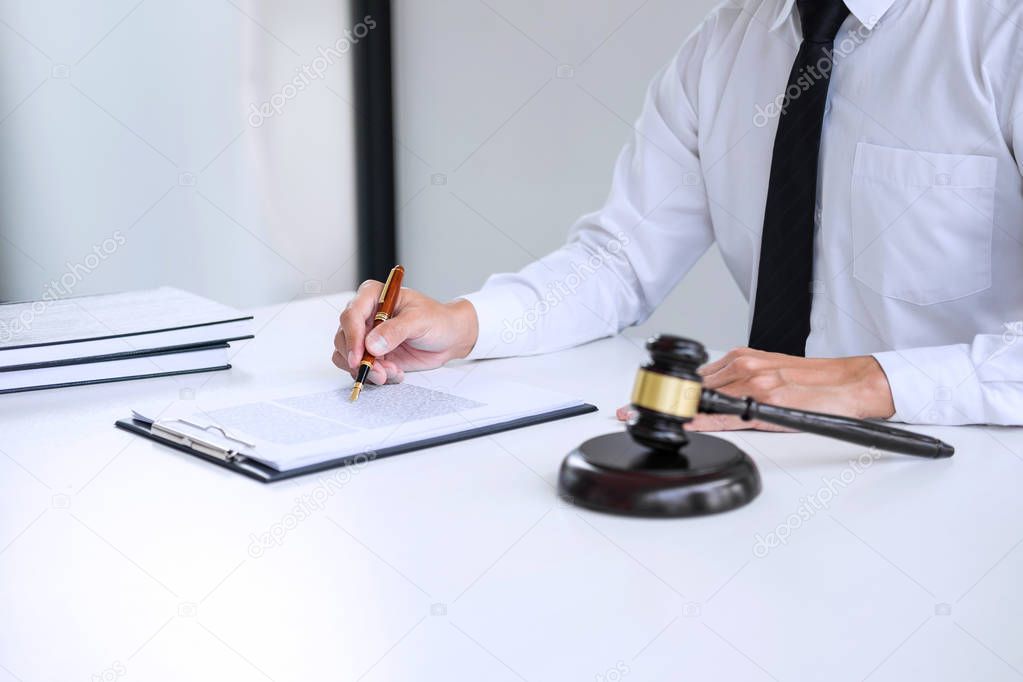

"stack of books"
[0, 287, 253, 394]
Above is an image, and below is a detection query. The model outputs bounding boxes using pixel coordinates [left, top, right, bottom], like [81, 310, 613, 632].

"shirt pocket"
[850, 142, 996, 305]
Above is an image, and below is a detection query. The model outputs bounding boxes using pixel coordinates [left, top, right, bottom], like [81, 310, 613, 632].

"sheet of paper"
[137, 367, 586, 471]
[202, 383, 484, 445]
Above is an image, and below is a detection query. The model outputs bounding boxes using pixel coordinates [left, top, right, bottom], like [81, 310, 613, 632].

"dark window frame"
[352, 0, 398, 282]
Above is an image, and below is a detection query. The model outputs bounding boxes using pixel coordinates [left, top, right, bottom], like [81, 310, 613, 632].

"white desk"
[2, 294, 1022, 682]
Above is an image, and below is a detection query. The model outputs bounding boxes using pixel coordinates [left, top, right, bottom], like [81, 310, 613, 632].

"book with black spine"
[0, 287, 253, 368]
[0, 343, 231, 394]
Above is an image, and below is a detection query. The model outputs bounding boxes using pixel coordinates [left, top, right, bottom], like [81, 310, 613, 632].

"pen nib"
[349, 382, 363, 402]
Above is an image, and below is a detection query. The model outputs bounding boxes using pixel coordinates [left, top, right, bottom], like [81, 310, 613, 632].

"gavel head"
[627, 335, 707, 453]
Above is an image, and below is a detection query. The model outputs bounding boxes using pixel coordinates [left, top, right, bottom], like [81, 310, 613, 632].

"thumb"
[364, 313, 425, 356]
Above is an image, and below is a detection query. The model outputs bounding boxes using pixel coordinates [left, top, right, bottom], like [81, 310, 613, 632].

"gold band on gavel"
[630, 369, 702, 419]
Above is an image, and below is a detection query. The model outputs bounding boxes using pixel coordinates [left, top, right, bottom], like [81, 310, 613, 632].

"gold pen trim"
[378, 267, 397, 304]
[374, 312, 389, 322]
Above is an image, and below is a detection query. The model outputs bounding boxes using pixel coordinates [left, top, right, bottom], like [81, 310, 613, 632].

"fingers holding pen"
[339, 280, 383, 368]
[337, 277, 414, 388]
[336, 352, 398, 386]
[334, 320, 394, 384]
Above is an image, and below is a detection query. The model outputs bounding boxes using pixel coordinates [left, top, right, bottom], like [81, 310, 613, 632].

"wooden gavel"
[627, 335, 954, 458]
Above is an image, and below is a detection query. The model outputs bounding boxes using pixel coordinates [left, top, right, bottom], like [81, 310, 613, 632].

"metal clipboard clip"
[142, 415, 256, 463]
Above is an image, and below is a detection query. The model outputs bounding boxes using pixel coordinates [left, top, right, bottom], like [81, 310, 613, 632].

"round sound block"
[558, 432, 761, 518]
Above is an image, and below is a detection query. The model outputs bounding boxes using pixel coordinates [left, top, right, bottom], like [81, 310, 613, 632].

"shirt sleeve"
[460, 12, 725, 360]
[873, 325, 1023, 425]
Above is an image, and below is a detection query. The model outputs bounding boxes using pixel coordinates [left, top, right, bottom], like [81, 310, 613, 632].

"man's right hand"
[332, 280, 480, 386]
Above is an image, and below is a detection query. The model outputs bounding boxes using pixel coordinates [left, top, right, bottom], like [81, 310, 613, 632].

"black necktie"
[748, 0, 851, 356]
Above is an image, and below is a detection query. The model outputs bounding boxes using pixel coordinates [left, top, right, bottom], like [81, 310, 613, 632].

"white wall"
[0, 0, 359, 309]
[392, 0, 749, 350]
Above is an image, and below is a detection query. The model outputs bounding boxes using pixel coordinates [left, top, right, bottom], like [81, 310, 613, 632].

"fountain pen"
[350, 264, 405, 401]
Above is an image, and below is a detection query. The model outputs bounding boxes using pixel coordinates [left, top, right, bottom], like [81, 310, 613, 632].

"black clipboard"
[115, 402, 598, 483]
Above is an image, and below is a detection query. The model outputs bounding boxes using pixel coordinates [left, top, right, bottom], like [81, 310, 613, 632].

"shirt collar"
[770, 0, 895, 32]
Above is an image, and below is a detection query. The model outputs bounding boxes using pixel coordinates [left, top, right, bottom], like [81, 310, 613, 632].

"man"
[333, 0, 1023, 430]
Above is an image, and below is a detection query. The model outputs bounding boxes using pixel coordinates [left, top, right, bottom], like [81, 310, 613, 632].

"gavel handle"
[699, 390, 954, 459]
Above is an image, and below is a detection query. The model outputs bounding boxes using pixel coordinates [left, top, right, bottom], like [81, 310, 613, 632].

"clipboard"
[115, 402, 598, 483]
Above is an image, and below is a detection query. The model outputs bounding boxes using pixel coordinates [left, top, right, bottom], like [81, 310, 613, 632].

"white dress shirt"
[462, 0, 1023, 426]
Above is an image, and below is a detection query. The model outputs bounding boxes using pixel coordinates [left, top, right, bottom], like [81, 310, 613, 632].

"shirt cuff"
[872, 344, 982, 425]
[458, 286, 530, 360]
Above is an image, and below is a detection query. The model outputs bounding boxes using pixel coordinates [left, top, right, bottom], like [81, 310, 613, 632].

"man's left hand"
[616, 348, 896, 432]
